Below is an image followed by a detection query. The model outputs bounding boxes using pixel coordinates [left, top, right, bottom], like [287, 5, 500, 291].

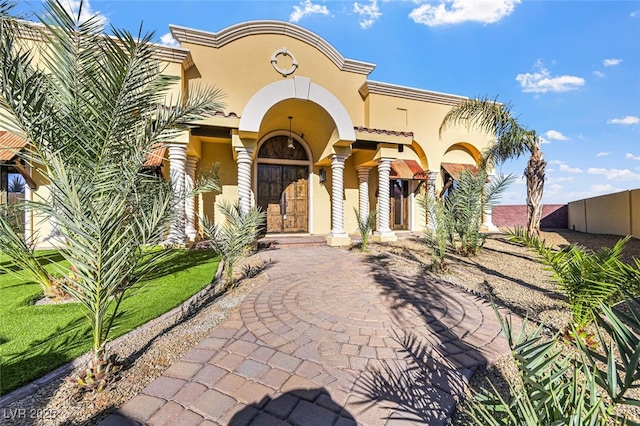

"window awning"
[390, 159, 429, 180]
[440, 162, 478, 180]
[143, 146, 167, 168]
[0, 131, 27, 163]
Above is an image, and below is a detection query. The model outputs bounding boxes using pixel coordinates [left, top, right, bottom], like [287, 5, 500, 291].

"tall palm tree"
[439, 97, 546, 236]
[0, 0, 222, 385]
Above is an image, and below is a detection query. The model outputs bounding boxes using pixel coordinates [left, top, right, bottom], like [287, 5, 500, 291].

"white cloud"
[591, 184, 622, 193]
[409, 0, 520, 27]
[592, 70, 605, 78]
[596, 152, 610, 157]
[59, 0, 107, 27]
[607, 115, 639, 125]
[543, 130, 568, 141]
[632, 10, 639, 18]
[516, 61, 585, 93]
[588, 167, 640, 180]
[547, 176, 574, 183]
[354, 0, 382, 29]
[603, 58, 622, 67]
[290, 0, 331, 23]
[159, 33, 179, 47]
[559, 163, 583, 173]
[626, 153, 640, 160]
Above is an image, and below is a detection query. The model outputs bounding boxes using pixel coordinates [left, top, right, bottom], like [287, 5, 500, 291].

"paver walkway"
[100, 246, 515, 426]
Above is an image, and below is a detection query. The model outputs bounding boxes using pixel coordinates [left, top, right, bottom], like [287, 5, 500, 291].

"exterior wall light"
[287, 116, 295, 150]
[319, 168, 327, 184]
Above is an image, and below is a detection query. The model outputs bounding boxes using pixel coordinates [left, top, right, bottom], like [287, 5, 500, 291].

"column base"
[373, 231, 397, 243]
[480, 224, 499, 232]
[326, 233, 351, 247]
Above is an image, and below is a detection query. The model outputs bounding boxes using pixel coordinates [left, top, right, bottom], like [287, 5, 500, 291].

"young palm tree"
[439, 97, 546, 237]
[0, 0, 222, 387]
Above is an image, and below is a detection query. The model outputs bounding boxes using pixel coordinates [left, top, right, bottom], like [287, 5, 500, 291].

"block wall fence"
[567, 189, 640, 239]
[491, 189, 640, 239]
[491, 204, 568, 229]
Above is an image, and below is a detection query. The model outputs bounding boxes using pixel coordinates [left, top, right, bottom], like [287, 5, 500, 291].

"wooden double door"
[257, 164, 308, 233]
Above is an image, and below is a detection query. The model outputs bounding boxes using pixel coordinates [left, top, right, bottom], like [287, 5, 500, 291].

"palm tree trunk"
[526, 147, 546, 237]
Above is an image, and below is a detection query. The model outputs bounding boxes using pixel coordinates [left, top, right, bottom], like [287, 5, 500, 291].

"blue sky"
[15, 0, 640, 205]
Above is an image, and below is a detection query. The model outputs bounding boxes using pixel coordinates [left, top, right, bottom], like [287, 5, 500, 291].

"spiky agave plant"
[0, 0, 223, 389]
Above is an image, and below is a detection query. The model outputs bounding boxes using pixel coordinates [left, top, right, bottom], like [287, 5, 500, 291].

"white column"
[482, 173, 499, 232]
[426, 170, 440, 231]
[428, 171, 439, 199]
[374, 157, 396, 241]
[168, 143, 187, 244]
[235, 147, 254, 215]
[328, 154, 349, 239]
[356, 166, 371, 224]
[185, 155, 198, 241]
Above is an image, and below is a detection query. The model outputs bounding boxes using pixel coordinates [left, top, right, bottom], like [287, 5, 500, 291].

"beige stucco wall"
[632, 190, 640, 239]
[181, 34, 366, 126]
[567, 200, 587, 233]
[568, 190, 640, 238]
[9, 20, 495, 243]
[176, 23, 494, 237]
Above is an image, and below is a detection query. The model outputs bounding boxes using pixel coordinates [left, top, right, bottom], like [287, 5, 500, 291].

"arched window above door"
[258, 135, 308, 160]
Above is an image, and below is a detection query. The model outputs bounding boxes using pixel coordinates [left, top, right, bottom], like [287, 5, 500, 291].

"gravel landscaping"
[1, 230, 638, 425]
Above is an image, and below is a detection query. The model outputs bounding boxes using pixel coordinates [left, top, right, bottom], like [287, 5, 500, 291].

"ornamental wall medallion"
[271, 47, 298, 77]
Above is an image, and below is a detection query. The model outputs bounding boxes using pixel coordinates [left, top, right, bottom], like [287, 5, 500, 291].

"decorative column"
[426, 170, 439, 230]
[167, 143, 187, 244]
[356, 166, 371, 224]
[235, 147, 254, 215]
[373, 157, 396, 242]
[185, 155, 198, 241]
[482, 173, 499, 232]
[326, 154, 351, 246]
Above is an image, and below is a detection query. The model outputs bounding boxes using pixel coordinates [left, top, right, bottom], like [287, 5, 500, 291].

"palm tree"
[0, 0, 222, 387]
[439, 97, 546, 237]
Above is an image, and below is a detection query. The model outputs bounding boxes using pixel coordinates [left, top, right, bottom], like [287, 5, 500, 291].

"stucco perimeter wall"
[568, 189, 639, 238]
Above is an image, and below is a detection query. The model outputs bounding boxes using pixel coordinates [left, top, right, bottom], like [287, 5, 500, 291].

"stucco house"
[2, 20, 496, 247]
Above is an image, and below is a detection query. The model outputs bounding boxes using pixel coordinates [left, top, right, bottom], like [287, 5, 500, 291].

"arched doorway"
[255, 134, 311, 233]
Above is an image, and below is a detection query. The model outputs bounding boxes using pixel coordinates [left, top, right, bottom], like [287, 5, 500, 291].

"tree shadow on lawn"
[134, 249, 218, 283]
[0, 251, 66, 274]
[1, 316, 90, 396]
[358, 252, 518, 424]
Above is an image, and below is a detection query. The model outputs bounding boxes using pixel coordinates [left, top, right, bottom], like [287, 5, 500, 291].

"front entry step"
[257, 235, 327, 249]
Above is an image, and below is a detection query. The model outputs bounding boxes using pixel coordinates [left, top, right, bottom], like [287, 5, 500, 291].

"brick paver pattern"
[100, 246, 514, 426]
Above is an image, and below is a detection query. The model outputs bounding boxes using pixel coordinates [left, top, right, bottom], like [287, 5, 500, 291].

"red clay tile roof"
[354, 126, 414, 138]
[390, 159, 429, 180]
[0, 131, 27, 162]
[441, 162, 479, 179]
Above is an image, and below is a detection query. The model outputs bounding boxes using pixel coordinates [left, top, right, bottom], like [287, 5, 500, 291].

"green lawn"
[0, 249, 219, 395]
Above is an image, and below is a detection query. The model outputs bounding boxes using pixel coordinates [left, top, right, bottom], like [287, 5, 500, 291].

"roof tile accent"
[354, 126, 413, 138]
[0, 131, 27, 162]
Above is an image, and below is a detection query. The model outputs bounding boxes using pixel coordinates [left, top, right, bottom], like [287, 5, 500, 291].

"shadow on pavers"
[228, 387, 355, 426]
[359, 252, 511, 424]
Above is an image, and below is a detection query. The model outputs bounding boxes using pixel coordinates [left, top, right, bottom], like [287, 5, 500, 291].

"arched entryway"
[255, 133, 312, 233]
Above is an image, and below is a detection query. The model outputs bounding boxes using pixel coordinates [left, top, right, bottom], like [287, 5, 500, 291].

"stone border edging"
[0, 260, 225, 407]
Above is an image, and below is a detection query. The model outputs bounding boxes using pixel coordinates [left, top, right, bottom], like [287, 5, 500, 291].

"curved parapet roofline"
[169, 20, 376, 75]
